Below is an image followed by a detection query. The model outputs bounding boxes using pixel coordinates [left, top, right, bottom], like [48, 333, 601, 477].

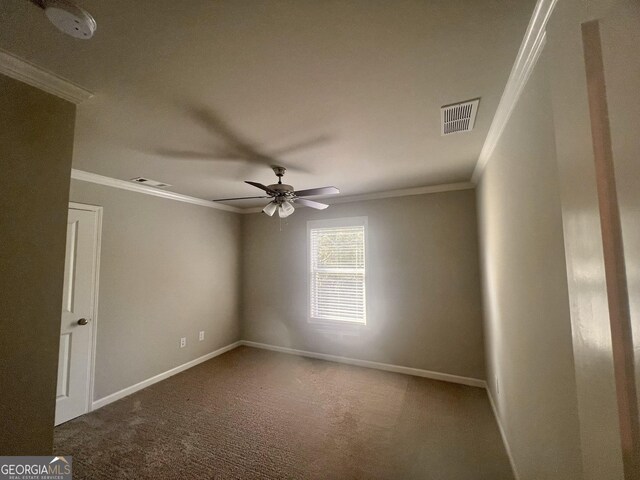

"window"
[308, 217, 367, 324]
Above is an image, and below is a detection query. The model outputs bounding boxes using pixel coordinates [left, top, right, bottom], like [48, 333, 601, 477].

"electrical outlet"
[199, 331, 205, 341]
[180, 337, 186, 348]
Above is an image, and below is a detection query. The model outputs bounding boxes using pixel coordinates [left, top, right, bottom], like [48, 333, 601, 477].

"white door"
[56, 206, 100, 425]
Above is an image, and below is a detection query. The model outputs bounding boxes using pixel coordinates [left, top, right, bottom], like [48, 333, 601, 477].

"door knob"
[77, 318, 89, 326]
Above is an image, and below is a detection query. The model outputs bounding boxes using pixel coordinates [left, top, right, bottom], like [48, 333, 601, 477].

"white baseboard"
[91, 338, 486, 405]
[486, 388, 520, 480]
[91, 341, 242, 410]
[240, 340, 487, 388]
[90, 338, 513, 477]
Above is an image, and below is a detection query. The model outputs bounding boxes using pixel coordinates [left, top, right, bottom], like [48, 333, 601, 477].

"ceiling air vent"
[130, 177, 172, 188]
[440, 98, 480, 135]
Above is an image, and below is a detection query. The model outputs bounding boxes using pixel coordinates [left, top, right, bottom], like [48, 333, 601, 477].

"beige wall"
[476, 54, 583, 478]
[69, 180, 242, 400]
[242, 190, 486, 380]
[0, 75, 75, 454]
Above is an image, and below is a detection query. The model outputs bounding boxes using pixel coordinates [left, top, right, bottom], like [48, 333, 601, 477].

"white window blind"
[309, 223, 366, 324]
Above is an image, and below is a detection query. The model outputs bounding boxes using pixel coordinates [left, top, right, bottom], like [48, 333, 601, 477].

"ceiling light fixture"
[278, 201, 295, 218]
[262, 202, 278, 217]
[213, 166, 339, 218]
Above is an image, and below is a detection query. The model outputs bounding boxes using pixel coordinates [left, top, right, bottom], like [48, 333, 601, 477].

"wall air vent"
[129, 177, 172, 188]
[441, 98, 480, 135]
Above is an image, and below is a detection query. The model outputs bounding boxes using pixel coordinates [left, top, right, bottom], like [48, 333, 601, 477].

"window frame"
[307, 216, 368, 327]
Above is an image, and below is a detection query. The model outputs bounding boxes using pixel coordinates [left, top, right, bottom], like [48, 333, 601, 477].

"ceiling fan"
[213, 166, 339, 218]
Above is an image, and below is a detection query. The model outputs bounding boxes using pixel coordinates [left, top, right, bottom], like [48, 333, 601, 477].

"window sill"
[308, 318, 368, 330]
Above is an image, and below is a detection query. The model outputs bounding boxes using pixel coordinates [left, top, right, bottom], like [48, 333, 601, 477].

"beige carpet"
[54, 346, 513, 479]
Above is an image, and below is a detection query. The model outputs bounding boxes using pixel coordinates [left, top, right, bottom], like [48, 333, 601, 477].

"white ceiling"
[0, 0, 533, 207]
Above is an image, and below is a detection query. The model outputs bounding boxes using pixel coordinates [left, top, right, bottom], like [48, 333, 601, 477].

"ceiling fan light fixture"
[278, 201, 295, 218]
[262, 202, 278, 216]
[216, 166, 339, 219]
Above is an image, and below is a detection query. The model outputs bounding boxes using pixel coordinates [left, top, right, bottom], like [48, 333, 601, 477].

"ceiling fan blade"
[294, 186, 339, 197]
[245, 181, 277, 195]
[294, 198, 329, 210]
[212, 196, 270, 202]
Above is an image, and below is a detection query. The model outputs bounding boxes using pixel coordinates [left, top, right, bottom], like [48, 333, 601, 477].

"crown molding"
[73, 169, 473, 214]
[471, 0, 557, 183]
[71, 169, 243, 213]
[242, 182, 475, 214]
[328, 182, 475, 204]
[0, 48, 93, 104]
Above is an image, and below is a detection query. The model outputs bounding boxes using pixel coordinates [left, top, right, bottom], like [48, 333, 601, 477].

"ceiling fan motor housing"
[268, 183, 294, 197]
